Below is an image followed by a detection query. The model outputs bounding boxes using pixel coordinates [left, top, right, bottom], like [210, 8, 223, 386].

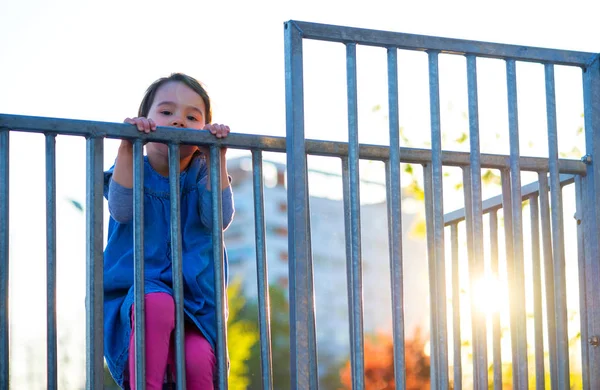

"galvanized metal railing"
[284, 20, 600, 390]
[1, 19, 600, 390]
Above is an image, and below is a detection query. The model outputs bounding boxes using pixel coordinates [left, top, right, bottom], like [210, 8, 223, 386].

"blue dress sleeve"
[103, 163, 115, 200]
[104, 162, 134, 223]
[197, 159, 235, 230]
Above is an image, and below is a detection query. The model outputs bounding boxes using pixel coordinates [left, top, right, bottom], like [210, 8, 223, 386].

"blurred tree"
[240, 285, 292, 390]
[339, 327, 430, 390]
[227, 278, 259, 390]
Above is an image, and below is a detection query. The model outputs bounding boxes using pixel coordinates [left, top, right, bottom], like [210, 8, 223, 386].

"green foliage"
[240, 285, 292, 390]
[228, 279, 260, 390]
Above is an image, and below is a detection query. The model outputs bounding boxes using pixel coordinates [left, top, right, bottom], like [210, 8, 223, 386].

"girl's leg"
[182, 323, 216, 390]
[128, 292, 175, 390]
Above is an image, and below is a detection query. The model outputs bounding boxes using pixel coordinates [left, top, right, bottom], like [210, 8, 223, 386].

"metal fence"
[0, 19, 599, 390]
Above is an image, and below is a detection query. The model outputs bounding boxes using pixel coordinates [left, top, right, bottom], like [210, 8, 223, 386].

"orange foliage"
[340, 327, 430, 390]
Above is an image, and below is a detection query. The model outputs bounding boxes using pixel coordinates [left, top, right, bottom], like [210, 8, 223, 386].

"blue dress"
[102, 153, 234, 387]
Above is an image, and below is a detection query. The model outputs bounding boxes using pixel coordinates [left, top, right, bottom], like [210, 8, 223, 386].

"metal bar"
[85, 136, 104, 390]
[575, 176, 590, 390]
[210, 146, 228, 390]
[132, 139, 145, 390]
[386, 46, 406, 390]
[466, 54, 488, 388]
[489, 211, 503, 389]
[289, 20, 594, 66]
[346, 42, 365, 390]
[506, 59, 528, 388]
[461, 167, 486, 388]
[529, 194, 545, 390]
[284, 20, 312, 389]
[304, 155, 319, 390]
[423, 163, 439, 386]
[342, 157, 356, 377]
[0, 129, 9, 388]
[252, 150, 274, 390]
[538, 173, 558, 390]
[500, 170, 519, 386]
[168, 144, 186, 390]
[545, 63, 571, 388]
[444, 174, 576, 226]
[428, 50, 449, 389]
[0, 114, 587, 174]
[46, 134, 58, 390]
[450, 224, 461, 390]
[582, 55, 600, 390]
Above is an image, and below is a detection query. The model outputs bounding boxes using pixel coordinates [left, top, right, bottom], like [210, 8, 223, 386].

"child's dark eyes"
[187, 116, 198, 121]
[160, 110, 172, 116]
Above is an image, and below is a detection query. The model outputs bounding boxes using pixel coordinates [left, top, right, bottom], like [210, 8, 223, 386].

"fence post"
[284, 20, 318, 389]
[582, 54, 600, 389]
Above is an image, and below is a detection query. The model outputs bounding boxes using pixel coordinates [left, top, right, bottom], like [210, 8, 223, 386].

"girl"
[103, 73, 234, 390]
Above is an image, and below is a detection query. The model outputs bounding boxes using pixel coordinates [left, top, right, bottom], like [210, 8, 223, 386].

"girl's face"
[146, 81, 207, 159]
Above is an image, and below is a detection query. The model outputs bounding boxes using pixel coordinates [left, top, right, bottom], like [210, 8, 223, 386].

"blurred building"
[225, 156, 430, 362]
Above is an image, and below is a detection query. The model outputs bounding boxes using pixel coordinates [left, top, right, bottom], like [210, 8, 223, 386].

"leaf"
[409, 218, 427, 239]
[455, 132, 468, 144]
[482, 169, 501, 186]
[67, 198, 84, 212]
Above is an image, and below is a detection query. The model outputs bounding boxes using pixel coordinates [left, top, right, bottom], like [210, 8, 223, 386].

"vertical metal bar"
[132, 139, 145, 390]
[500, 170, 519, 383]
[575, 176, 590, 390]
[46, 134, 58, 390]
[506, 59, 528, 388]
[461, 167, 481, 387]
[304, 157, 319, 390]
[582, 58, 600, 389]
[427, 50, 449, 389]
[252, 150, 274, 390]
[386, 46, 406, 390]
[85, 136, 104, 390]
[489, 210, 503, 389]
[545, 63, 570, 388]
[346, 42, 365, 390]
[342, 157, 355, 373]
[538, 172, 558, 390]
[284, 21, 313, 389]
[168, 144, 186, 390]
[466, 55, 488, 388]
[450, 224, 461, 390]
[529, 194, 545, 390]
[462, 167, 488, 388]
[210, 145, 228, 390]
[0, 129, 9, 388]
[423, 164, 439, 387]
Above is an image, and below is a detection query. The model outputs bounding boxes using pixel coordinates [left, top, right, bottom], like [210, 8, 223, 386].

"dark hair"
[138, 73, 212, 123]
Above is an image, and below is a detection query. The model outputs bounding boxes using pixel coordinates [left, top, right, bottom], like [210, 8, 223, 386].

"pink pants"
[128, 292, 216, 390]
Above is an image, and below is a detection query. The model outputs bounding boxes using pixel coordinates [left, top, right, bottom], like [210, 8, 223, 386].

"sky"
[1, 0, 599, 387]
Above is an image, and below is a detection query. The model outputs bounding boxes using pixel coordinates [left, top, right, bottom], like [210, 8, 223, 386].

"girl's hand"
[204, 123, 230, 139]
[200, 123, 230, 156]
[124, 117, 157, 134]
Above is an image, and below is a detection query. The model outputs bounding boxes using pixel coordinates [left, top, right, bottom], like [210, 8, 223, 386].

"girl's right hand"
[124, 117, 157, 133]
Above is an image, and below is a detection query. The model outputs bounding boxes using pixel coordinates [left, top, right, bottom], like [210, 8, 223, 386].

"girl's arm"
[108, 118, 156, 223]
[203, 149, 230, 191]
[112, 117, 156, 188]
[111, 141, 135, 188]
[198, 154, 235, 230]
